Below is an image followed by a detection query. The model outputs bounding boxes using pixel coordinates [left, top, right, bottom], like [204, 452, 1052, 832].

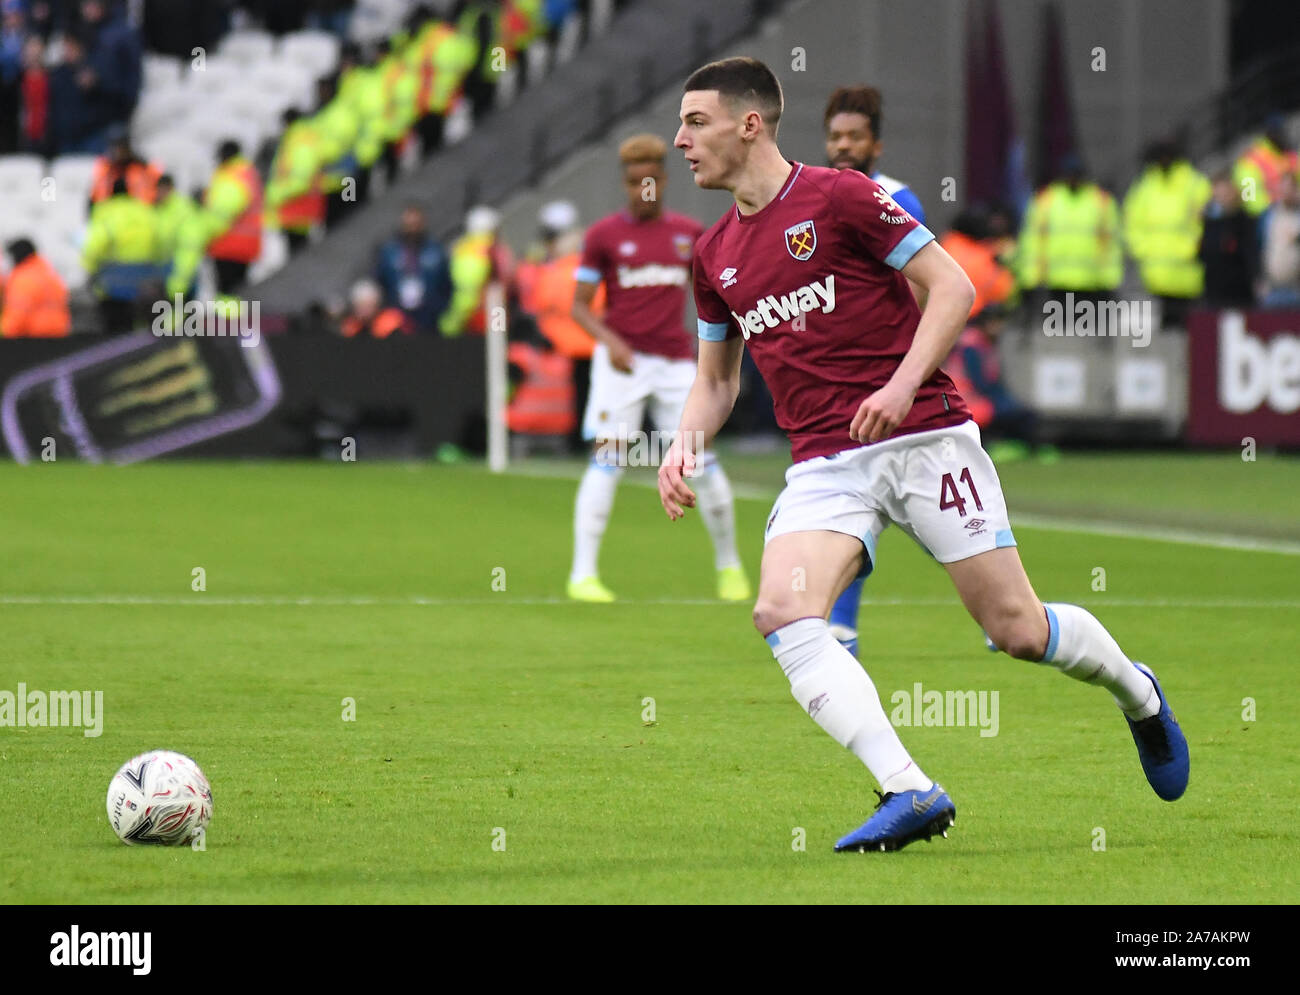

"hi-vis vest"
[1234, 138, 1300, 216]
[517, 251, 599, 358]
[1122, 161, 1211, 298]
[506, 342, 575, 434]
[440, 232, 494, 335]
[207, 160, 264, 263]
[1018, 181, 1122, 291]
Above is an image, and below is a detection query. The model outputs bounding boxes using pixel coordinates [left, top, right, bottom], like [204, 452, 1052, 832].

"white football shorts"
[763, 419, 1016, 568]
[582, 341, 696, 442]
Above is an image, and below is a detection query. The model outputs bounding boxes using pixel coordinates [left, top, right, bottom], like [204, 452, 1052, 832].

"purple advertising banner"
[1187, 309, 1300, 446]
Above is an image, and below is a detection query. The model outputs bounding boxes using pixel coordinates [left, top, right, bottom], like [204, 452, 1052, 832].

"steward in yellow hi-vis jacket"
[1019, 156, 1122, 293]
[1123, 141, 1212, 300]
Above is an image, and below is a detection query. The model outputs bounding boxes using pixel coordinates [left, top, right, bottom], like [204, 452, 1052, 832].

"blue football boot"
[834, 784, 956, 853]
[1126, 662, 1189, 801]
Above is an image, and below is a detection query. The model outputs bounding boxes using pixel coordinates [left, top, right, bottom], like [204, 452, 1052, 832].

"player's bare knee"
[752, 594, 800, 636]
[986, 607, 1049, 660]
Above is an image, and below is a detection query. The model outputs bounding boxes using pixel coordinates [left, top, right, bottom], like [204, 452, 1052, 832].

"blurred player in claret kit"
[567, 134, 751, 603]
[823, 84, 926, 659]
[661, 57, 1188, 851]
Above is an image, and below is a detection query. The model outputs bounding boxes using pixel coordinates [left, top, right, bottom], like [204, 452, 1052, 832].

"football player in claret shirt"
[567, 134, 750, 603]
[660, 57, 1188, 852]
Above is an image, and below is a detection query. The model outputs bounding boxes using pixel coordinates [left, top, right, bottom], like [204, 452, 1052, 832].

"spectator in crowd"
[947, 303, 1054, 464]
[439, 204, 514, 336]
[1, 237, 70, 337]
[1019, 154, 1122, 306]
[169, 140, 263, 298]
[1199, 170, 1258, 309]
[505, 315, 577, 453]
[48, 32, 113, 154]
[266, 107, 326, 253]
[515, 199, 598, 452]
[82, 175, 160, 333]
[1122, 137, 1211, 328]
[90, 123, 161, 204]
[76, 0, 141, 127]
[1259, 172, 1300, 309]
[939, 206, 1016, 321]
[0, 0, 25, 153]
[313, 74, 360, 227]
[18, 34, 49, 154]
[1233, 112, 1299, 217]
[340, 278, 408, 338]
[152, 173, 196, 265]
[375, 204, 451, 334]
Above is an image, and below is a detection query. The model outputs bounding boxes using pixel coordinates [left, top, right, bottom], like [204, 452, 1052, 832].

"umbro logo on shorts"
[965, 518, 988, 538]
[808, 692, 829, 717]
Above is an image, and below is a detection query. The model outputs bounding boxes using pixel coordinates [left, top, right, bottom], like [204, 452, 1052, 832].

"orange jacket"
[940, 230, 1014, 321]
[506, 342, 576, 435]
[341, 307, 409, 338]
[517, 251, 600, 358]
[91, 158, 163, 204]
[1, 254, 71, 338]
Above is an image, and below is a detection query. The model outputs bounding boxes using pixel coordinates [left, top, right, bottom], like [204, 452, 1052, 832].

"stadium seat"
[182, 55, 244, 95]
[0, 155, 46, 205]
[243, 65, 315, 113]
[278, 30, 341, 78]
[220, 31, 276, 66]
[141, 54, 183, 90]
[131, 89, 196, 140]
[137, 134, 215, 194]
[50, 155, 98, 204]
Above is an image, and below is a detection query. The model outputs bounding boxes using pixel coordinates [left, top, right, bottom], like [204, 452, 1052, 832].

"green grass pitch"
[1, 450, 1297, 903]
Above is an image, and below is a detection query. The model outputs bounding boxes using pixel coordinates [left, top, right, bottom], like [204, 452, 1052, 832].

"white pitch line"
[505, 466, 1300, 556]
[1, 595, 1297, 609]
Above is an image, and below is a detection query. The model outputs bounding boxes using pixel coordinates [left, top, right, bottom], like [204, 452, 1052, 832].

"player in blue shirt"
[823, 85, 926, 658]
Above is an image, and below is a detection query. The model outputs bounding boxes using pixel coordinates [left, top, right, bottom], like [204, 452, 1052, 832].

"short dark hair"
[823, 86, 882, 139]
[684, 57, 783, 136]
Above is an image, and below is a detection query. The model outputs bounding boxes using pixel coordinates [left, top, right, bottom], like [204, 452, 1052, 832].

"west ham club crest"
[785, 220, 816, 261]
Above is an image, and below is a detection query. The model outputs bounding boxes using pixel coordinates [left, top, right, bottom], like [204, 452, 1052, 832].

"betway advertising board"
[1187, 310, 1300, 446]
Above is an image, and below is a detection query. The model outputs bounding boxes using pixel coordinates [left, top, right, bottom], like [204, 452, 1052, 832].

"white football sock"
[1041, 603, 1159, 719]
[570, 455, 625, 581]
[769, 617, 932, 795]
[691, 451, 741, 570]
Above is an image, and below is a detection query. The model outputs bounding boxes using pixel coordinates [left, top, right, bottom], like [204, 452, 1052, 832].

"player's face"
[826, 112, 879, 174]
[622, 161, 665, 219]
[675, 90, 745, 190]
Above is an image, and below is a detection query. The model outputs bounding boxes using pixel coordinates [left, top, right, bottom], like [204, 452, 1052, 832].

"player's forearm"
[892, 273, 974, 394]
[571, 300, 623, 348]
[676, 375, 738, 452]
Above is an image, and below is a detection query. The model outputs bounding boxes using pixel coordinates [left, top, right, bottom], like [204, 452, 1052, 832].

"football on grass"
[107, 750, 213, 846]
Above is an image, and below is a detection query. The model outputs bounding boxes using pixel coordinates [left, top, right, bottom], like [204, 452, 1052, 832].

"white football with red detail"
[106, 750, 213, 846]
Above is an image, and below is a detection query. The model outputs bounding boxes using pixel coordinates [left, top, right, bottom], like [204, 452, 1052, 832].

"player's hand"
[607, 337, 635, 374]
[657, 437, 697, 521]
[850, 379, 916, 443]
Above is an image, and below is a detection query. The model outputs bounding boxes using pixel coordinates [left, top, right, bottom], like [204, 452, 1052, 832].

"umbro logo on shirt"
[720, 267, 738, 288]
[728, 275, 836, 340]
